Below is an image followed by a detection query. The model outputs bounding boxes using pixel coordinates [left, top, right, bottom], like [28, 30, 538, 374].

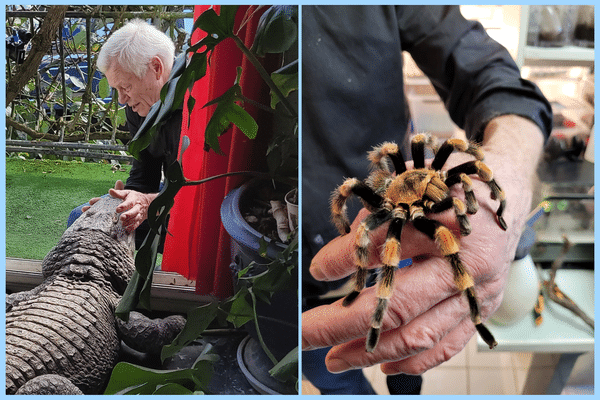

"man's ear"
[149, 56, 164, 80]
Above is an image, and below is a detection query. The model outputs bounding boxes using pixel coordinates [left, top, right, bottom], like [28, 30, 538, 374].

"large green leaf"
[115, 271, 143, 321]
[129, 53, 188, 160]
[115, 224, 161, 319]
[98, 77, 110, 99]
[115, 107, 126, 127]
[172, 52, 207, 112]
[72, 29, 87, 49]
[151, 383, 195, 394]
[225, 287, 255, 327]
[269, 347, 298, 383]
[116, 151, 194, 319]
[128, 75, 180, 160]
[104, 345, 218, 394]
[251, 6, 298, 57]
[239, 235, 298, 297]
[248, 263, 294, 295]
[160, 302, 219, 361]
[229, 104, 259, 139]
[191, 6, 238, 51]
[203, 82, 258, 155]
[270, 69, 298, 109]
[127, 105, 159, 160]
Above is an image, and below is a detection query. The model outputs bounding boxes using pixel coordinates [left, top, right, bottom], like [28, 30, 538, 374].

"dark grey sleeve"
[397, 5, 552, 141]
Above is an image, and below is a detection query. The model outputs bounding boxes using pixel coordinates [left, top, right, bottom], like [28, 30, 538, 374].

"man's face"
[104, 59, 165, 117]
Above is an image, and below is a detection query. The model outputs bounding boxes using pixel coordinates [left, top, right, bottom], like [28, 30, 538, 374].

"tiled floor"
[301, 335, 567, 395]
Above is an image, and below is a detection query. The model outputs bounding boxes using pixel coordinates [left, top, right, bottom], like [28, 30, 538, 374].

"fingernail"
[309, 262, 325, 281]
[327, 357, 352, 373]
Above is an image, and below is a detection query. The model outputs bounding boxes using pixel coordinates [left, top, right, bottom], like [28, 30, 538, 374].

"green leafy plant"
[112, 137, 298, 392]
[161, 235, 298, 381]
[105, 5, 298, 394]
[104, 344, 218, 394]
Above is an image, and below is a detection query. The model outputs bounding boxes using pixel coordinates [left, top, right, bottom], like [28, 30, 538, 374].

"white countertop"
[478, 269, 594, 353]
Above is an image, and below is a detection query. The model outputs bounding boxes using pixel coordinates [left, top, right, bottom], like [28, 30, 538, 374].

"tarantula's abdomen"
[386, 170, 428, 205]
[387, 169, 448, 205]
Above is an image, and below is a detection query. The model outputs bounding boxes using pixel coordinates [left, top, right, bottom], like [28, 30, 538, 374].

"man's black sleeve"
[396, 5, 553, 141]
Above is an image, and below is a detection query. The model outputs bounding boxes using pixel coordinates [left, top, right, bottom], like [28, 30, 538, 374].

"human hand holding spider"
[302, 115, 544, 375]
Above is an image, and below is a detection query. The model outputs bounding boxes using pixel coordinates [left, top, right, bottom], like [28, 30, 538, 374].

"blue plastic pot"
[221, 180, 288, 263]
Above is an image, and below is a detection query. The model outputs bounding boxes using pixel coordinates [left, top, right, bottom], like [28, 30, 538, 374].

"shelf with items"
[516, 5, 594, 68]
[519, 45, 594, 68]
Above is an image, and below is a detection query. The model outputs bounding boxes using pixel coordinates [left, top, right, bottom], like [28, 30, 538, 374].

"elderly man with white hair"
[76, 19, 182, 248]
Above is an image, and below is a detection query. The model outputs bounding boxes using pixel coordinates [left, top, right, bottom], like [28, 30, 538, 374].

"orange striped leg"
[366, 209, 406, 353]
[342, 209, 393, 307]
[413, 217, 498, 349]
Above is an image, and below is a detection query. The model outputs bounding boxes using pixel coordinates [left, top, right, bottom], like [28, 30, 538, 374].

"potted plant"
[104, 5, 298, 394]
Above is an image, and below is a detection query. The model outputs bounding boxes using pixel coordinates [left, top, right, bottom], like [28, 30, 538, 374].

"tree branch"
[6, 117, 130, 142]
[6, 5, 69, 104]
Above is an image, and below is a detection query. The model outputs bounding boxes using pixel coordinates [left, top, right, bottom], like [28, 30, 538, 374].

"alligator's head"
[42, 196, 136, 293]
[67, 195, 136, 255]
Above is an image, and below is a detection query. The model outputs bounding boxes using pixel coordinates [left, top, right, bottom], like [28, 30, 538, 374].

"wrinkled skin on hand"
[83, 180, 157, 232]
[302, 116, 543, 376]
[109, 188, 157, 232]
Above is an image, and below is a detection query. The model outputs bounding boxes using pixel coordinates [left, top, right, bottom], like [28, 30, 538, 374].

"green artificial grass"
[5, 158, 132, 260]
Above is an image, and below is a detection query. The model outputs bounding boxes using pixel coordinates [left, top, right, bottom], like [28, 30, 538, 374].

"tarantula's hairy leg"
[331, 178, 384, 234]
[343, 209, 394, 307]
[445, 161, 507, 230]
[452, 198, 472, 236]
[411, 133, 441, 169]
[428, 197, 472, 236]
[459, 173, 479, 214]
[368, 142, 407, 174]
[533, 286, 544, 326]
[366, 169, 394, 195]
[411, 134, 427, 169]
[431, 139, 484, 171]
[425, 133, 440, 154]
[412, 217, 498, 349]
[366, 208, 407, 353]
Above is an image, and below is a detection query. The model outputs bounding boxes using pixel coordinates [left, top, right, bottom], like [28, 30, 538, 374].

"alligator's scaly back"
[6, 196, 137, 394]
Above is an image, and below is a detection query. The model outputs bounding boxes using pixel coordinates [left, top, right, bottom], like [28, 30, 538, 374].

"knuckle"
[306, 326, 335, 349]
[403, 359, 432, 376]
[399, 325, 438, 354]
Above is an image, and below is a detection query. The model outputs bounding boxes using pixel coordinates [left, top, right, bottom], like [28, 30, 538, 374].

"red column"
[161, 5, 274, 298]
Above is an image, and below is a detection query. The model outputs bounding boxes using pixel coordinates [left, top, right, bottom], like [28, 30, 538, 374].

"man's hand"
[82, 180, 157, 232]
[109, 187, 158, 232]
[81, 180, 125, 212]
[302, 115, 544, 375]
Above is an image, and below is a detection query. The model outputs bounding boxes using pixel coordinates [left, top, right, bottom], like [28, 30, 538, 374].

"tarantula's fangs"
[330, 133, 507, 353]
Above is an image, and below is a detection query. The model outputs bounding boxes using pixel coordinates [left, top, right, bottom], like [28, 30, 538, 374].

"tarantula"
[330, 133, 506, 353]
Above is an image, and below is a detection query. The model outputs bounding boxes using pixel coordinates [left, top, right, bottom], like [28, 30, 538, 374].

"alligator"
[6, 196, 186, 394]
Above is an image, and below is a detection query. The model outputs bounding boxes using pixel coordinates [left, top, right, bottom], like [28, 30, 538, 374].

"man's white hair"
[97, 19, 175, 79]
